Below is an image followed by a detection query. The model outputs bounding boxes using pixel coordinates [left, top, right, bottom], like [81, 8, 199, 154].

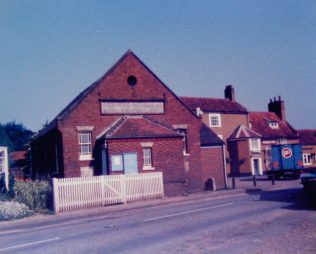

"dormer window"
[269, 121, 279, 129]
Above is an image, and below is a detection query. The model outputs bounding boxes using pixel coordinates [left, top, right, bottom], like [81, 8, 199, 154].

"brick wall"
[200, 146, 225, 190]
[107, 138, 185, 196]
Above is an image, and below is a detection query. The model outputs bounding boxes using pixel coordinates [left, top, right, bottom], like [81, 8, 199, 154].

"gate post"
[101, 175, 106, 206]
[52, 178, 59, 213]
[120, 175, 127, 204]
[159, 172, 164, 199]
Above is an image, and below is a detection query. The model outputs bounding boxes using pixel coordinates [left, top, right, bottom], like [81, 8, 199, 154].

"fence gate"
[52, 172, 164, 213]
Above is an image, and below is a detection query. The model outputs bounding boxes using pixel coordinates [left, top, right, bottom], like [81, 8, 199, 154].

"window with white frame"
[209, 113, 221, 127]
[143, 148, 153, 169]
[303, 154, 312, 165]
[250, 138, 261, 152]
[78, 132, 92, 160]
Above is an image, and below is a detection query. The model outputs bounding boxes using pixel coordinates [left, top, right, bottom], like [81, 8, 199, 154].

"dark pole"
[253, 175, 257, 187]
[232, 177, 236, 189]
[272, 173, 275, 185]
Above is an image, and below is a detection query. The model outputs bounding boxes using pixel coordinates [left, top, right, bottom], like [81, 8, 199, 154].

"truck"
[267, 144, 304, 179]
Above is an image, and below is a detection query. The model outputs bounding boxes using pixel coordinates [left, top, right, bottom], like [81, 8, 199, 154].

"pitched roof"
[180, 96, 248, 114]
[200, 123, 224, 146]
[35, 50, 197, 139]
[97, 116, 182, 140]
[248, 112, 298, 140]
[228, 125, 262, 141]
[297, 129, 316, 145]
[10, 151, 27, 161]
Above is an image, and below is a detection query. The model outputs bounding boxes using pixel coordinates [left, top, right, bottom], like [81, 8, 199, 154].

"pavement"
[0, 175, 303, 230]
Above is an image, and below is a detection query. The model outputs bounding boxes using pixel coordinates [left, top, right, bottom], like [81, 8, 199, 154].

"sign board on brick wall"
[101, 101, 164, 114]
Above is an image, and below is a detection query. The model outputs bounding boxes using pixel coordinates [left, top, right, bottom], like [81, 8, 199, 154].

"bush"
[0, 201, 33, 221]
[14, 180, 53, 210]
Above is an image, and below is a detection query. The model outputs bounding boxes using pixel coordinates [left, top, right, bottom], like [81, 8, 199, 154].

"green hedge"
[14, 180, 53, 210]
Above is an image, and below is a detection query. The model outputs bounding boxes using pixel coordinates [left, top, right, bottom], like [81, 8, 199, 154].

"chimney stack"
[225, 85, 235, 102]
[268, 95, 286, 121]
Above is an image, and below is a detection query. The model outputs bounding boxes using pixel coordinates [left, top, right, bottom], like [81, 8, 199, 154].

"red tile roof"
[297, 129, 316, 145]
[249, 112, 298, 140]
[228, 125, 261, 141]
[98, 116, 182, 139]
[10, 151, 27, 161]
[180, 97, 248, 114]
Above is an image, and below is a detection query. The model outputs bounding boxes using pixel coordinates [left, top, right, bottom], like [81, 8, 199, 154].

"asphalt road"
[1, 179, 315, 254]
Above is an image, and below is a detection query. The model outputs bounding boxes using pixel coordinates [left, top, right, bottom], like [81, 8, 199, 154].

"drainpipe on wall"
[222, 144, 228, 189]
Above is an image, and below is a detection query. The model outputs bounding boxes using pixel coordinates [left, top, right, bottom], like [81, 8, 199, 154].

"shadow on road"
[245, 187, 316, 211]
[239, 176, 299, 182]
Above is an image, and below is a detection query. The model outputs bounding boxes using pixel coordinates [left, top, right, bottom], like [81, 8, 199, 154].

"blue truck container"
[268, 144, 303, 179]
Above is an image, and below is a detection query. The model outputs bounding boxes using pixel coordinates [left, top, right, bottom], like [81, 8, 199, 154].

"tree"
[0, 124, 13, 151]
[0, 121, 34, 152]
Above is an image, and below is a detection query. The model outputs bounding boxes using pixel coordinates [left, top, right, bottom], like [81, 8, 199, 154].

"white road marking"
[144, 202, 234, 222]
[0, 237, 61, 252]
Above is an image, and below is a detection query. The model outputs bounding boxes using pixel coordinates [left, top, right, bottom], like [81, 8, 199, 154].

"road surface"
[0, 179, 315, 253]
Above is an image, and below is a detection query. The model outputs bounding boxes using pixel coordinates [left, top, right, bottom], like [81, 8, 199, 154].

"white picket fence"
[52, 172, 164, 213]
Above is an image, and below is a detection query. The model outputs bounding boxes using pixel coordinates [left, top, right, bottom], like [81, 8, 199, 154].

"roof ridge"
[142, 116, 176, 132]
[285, 120, 298, 136]
[106, 116, 128, 138]
[297, 129, 316, 132]
[236, 125, 243, 139]
[181, 96, 228, 101]
[96, 116, 125, 139]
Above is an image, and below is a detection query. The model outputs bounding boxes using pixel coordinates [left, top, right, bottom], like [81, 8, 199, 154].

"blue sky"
[1, 0, 315, 131]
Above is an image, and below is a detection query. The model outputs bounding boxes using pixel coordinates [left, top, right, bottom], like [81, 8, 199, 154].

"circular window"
[127, 76, 137, 86]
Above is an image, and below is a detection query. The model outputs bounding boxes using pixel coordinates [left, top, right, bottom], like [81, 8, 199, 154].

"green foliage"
[2, 121, 34, 152]
[14, 180, 53, 210]
[0, 125, 13, 151]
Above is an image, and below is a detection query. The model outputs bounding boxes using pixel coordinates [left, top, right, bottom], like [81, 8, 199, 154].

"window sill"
[79, 154, 93, 161]
[183, 152, 190, 156]
[143, 166, 155, 171]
